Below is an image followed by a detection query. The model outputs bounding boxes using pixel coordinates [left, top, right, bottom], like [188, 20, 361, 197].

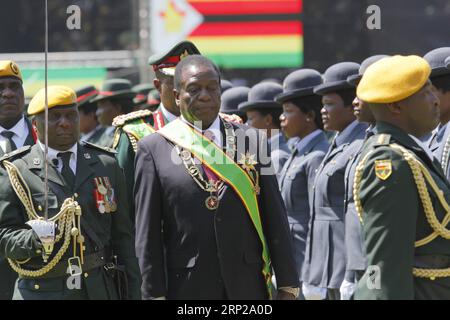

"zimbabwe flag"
[152, 0, 303, 69]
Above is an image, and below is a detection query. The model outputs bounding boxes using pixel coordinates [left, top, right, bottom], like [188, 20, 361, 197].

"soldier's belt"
[414, 255, 450, 269]
[18, 249, 109, 279]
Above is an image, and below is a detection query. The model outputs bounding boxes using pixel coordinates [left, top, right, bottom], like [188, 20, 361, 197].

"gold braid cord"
[3, 160, 81, 278]
[353, 144, 450, 280]
[126, 132, 138, 153]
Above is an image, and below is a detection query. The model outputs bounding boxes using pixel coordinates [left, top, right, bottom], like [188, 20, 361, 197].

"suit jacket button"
[84, 273, 89, 278]
[216, 217, 222, 222]
[34, 284, 40, 290]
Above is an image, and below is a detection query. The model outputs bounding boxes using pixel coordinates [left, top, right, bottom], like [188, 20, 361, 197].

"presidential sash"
[158, 119, 273, 298]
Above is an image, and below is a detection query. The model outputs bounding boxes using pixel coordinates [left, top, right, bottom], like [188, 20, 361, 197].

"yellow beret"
[357, 55, 431, 103]
[28, 85, 77, 115]
[0, 60, 22, 81]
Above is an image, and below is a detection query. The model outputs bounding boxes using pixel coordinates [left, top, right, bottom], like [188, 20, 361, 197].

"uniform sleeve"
[257, 133, 299, 289]
[0, 169, 43, 261]
[110, 159, 142, 300]
[354, 147, 417, 300]
[114, 131, 136, 219]
[134, 139, 166, 299]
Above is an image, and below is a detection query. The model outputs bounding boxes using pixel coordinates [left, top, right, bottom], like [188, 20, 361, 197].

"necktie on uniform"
[57, 152, 75, 188]
[1, 131, 17, 153]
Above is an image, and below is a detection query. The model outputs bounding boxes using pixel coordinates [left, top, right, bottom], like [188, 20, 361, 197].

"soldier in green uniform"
[112, 41, 200, 220]
[353, 55, 450, 299]
[0, 85, 141, 300]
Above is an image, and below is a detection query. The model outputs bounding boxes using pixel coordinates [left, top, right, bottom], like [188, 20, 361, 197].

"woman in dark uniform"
[276, 69, 330, 298]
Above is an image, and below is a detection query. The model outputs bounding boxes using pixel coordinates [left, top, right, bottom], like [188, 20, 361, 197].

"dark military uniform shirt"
[278, 130, 329, 283]
[354, 122, 450, 300]
[303, 120, 368, 289]
[0, 142, 141, 300]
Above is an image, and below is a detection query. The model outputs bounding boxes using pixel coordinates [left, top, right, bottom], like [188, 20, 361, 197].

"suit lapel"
[24, 118, 36, 146]
[74, 144, 97, 191]
[26, 145, 66, 187]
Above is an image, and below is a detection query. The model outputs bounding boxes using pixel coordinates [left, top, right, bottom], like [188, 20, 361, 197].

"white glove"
[302, 283, 327, 300]
[339, 279, 356, 300]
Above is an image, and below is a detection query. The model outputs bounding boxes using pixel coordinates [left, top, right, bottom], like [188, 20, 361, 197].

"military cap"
[148, 40, 200, 76]
[147, 88, 161, 107]
[221, 79, 233, 93]
[238, 82, 282, 112]
[423, 47, 450, 78]
[357, 55, 431, 104]
[133, 83, 154, 106]
[90, 79, 135, 103]
[347, 55, 389, 86]
[0, 60, 22, 81]
[220, 86, 250, 115]
[446, 56, 450, 69]
[75, 85, 98, 108]
[314, 62, 360, 95]
[276, 69, 323, 103]
[28, 85, 77, 115]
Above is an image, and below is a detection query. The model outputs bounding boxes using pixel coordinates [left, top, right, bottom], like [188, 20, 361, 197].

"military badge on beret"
[10, 62, 19, 75]
[375, 159, 392, 180]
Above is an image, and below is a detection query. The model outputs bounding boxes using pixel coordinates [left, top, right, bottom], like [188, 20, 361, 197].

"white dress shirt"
[159, 103, 178, 123]
[38, 141, 78, 175]
[0, 116, 29, 153]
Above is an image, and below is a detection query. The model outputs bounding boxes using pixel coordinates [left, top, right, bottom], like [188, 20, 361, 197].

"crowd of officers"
[0, 41, 450, 300]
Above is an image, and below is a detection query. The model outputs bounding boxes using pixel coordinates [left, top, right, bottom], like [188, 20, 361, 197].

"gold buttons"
[38, 205, 43, 211]
[36, 249, 42, 254]
[84, 273, 89, 278]
[74, 193, 79, 198]
[34, 284, 40, 290]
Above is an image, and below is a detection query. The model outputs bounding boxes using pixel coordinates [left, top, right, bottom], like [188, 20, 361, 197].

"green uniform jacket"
[0, 142, 141, 300]
[113, 109, 156, 221]
[354, 122, 450, 300]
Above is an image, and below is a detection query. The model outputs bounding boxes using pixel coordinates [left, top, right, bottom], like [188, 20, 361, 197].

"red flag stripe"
[189, 0, 302, 15]
[190, 21, 303, 36]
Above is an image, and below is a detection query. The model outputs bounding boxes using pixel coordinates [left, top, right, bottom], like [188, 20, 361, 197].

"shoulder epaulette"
[112, 109, 153, 127]
[82, 141, 117, 154]
[374, 133, 391, 146]
[0, 145, 31, 162]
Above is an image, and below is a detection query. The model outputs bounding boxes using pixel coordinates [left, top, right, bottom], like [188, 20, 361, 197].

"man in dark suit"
[0, 85, 141, 300]
[134, 55, 299, 300]
[0, 60, 36, 300]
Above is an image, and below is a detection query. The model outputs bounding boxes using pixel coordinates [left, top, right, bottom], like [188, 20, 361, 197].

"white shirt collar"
[159, 103, 178, 123]
[181, 115, 222, 147]
[0, 116, 27, 139]
[38, 141, 78, 173]
[295, 129, 322, 154]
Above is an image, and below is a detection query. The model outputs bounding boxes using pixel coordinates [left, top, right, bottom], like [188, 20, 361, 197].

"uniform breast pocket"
[323, 163, 345, 207]
[31, 193, 59, 213]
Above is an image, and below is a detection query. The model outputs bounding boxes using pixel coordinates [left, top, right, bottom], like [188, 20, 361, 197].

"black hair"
[336, 88, 356, 107]
[431, 74, 450, 94]
[78, 102, 97, 115]
[111, 97, 135, 114]
[174, 55, 221, 91]
[289, 94, 324, 130]
[258, 108, 282, 128]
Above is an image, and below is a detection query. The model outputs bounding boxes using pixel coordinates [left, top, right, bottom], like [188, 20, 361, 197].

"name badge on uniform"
[93, 177, 117, 214]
